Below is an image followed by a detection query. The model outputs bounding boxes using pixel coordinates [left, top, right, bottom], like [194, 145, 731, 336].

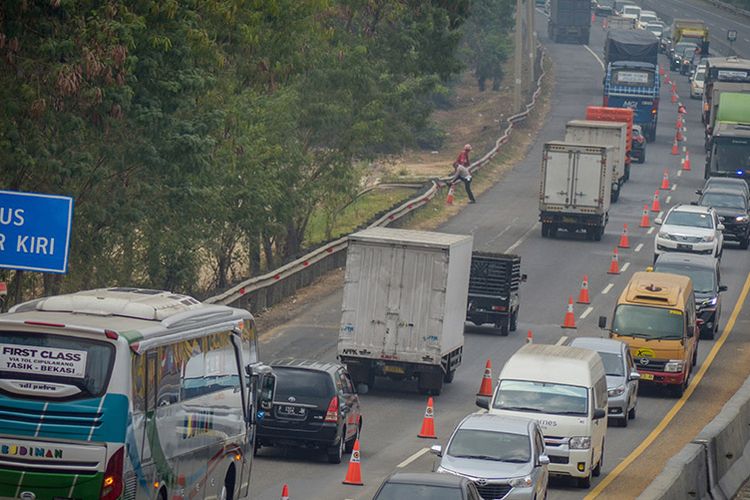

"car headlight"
[510, 476, 533, 488]
[608, 385, 625, 397]
[664, 360, 684, 372]
[702, 234, 715, 242]
[737, 215, 749, 223]
[703, 297, 718, 307]
[569, 436, 591, 449]
[658, 231, 675, 240]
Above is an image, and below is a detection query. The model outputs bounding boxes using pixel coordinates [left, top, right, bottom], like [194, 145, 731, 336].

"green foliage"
[0, 0, 513, 300]
[462, 0, 515, 90]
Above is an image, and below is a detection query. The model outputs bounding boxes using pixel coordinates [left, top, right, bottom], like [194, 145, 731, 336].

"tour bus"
[0, 287, 275, 500]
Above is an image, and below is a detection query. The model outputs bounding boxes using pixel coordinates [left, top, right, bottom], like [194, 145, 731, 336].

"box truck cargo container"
[539, 142, 613, 240]
[548, 0, 591, 44]
[586, 106, 634, 162]
[565, 119, 628, 201]
[338, 227, 473, 395]
[466, 253, 525, 336]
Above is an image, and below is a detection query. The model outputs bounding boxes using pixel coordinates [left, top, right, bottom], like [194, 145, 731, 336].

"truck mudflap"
[540, 211, 608, 240]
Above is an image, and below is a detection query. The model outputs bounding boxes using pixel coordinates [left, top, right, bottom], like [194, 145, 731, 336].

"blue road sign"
[0, 190, 74, 274]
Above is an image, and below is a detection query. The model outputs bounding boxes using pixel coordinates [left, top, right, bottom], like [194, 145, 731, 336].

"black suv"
[255, 359, 362, 463]
[698, 187, 750, 249]
[652, 253, 726, 339]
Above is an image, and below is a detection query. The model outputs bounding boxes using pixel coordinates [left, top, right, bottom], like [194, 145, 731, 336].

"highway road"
[247, 4, 750, 500]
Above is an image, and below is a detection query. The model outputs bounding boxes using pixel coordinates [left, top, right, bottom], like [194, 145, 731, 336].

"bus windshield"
[612, 305, 684, 340]
[713, 140, 750, 172]
[0, 332, 115, 399]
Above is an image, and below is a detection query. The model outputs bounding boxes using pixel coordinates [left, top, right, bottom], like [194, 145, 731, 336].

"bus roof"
[3, 288, 251, 348]
[618, 271, 692, 308]
[499, 344, 605, 386]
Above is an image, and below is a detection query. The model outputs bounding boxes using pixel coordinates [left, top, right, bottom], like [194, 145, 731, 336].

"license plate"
[384, 365, 405, 374]
[640, 373, 654, 381]
[676, 243, 692, 250]
[563, 217, 577, 223]
[277, 405, 306, 417]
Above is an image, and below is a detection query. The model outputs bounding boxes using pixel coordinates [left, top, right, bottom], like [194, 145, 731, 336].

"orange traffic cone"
[678, 103, 687, 114]
[665, 74, 671, 85]
[660, 170, 670, 190]
[526, 330, 533, 343]
[418, 397, 437, 439]
[676, 128, 684, 142]
[651, 190, 661, 212]
[342, 439, 364, 486]
[445, 184, 455, 205]
[618, 223, 630, 248]
[671, 92, 677, 103]
[476, 360, 493, 397]
[683, 151, 691, 171]
[562, 296, 576, 329]
[577, 275, 591, 304]
[676, 115, 683, 129]
[639, 204, 651, 228]
[281, 484, 290, 500]
[671, 139, 679, 155]
[608, 248, 620, 275]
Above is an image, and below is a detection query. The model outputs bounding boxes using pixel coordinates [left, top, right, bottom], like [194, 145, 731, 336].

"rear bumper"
[257, 421, 340, 448]
[637, 369, 686, 385]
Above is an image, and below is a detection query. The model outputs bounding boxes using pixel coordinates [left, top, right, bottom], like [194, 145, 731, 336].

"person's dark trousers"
[459, 177, 476, 202]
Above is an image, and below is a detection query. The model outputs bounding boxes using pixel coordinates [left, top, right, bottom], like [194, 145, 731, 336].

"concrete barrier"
[639, 376, 750, 500]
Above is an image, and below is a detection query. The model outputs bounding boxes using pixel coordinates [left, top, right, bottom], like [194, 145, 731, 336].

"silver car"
[570, 337, 640, 427]
[432, 413, 549, 500]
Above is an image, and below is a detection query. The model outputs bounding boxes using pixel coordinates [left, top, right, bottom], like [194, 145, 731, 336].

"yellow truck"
[599, 271, 699, 397]
[672, 19, 709, 56]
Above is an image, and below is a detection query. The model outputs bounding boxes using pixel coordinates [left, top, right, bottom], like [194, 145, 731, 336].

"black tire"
[639, 150, 646, 163]
[620, 414, 628, 427]
[327, 434, 345, 464]
[578, 473, 592, 489]
[444, 369, 456, 383]
[692, 348, 697, 367]
[550, 224, 558, 238]
[498, 320, 510, 336]
[741, 235, 750, 250]
[510, 310, 518, 332]
[628, 405, 636, 420]
[594, 227, 603, 241]
[592, 447, 602, 477]
[624, 164, 630, 182]
[611, 187, 620, 203]
[541, 223, 550, 238]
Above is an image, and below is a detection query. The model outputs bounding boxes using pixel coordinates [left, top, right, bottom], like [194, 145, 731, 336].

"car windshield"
[599, 352, 624, 376]
[447, 428, 531, 463]
[494, 379, 588, 416]
[706, 180, 748, 194]
[273, 368, 334, 406]
[664, 210, 714, 228]
[654, 264, 715, 293]
[612, 305, 684, 340]
[713, 141, 750, 172]
[375, 484, 462, 500]
[693, 70, 706, 82]
[701, 192, 747, 209]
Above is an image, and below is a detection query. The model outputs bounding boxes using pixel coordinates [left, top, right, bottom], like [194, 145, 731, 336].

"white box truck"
[338, 227, 473, 395]
[539, 142, 613, 240]
[564, 119, 628, 201]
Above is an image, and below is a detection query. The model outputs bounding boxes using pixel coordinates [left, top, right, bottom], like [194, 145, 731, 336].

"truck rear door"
[571, 151, 604, 208]
[543, 149, 575, 206]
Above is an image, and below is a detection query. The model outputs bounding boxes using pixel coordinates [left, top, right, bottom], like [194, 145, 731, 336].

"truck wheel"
[639, 150, 646, 164]
[550, 224, 558, 238]
[624, 164, 631, 181]
[741, 234, 750, 250]
[541, 223, 550, 238]
[444, 369, 456, 383]
[498, 320, 510, 336]
[510, 310, 518, 332]
[594, 227, 603, 241]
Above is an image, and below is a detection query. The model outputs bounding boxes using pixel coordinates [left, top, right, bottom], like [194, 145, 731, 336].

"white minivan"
[476, 344, 607, 488]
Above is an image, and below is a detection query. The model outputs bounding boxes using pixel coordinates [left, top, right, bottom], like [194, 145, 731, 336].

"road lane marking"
[677, 170, 683, 177]
[485, 222, 516, 247]
[647, 227, 655, 235]
[621, 262, 630, 272]
[635, 243, 643, 252]
[584, 45, 605, 70]
[556, 336, 568, 346]
[398, 447, 430, 468]
[602, 283, 614, 295]
[584, 271, 750, 499]
[666, 195, 672, 204]
[657, 211, 664, 219]
[580, 306, 594, 319]
[683, 146, 687, 153]
[671, 184, 676, 191]
[506, 222, 539, 253]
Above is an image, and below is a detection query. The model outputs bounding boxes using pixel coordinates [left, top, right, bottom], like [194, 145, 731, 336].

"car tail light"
[324, 396, 339, 423]
[100, 447, 124, 500]
[491, 305, 507, 311]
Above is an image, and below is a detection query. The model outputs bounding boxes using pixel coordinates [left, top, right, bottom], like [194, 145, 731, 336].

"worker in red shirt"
[455, 143, 472, 167]
[451, 144, 476, 203]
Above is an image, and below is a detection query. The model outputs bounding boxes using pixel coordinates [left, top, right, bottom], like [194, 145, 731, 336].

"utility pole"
[526, 0, 536, 80]
[513, 0, 524, 113]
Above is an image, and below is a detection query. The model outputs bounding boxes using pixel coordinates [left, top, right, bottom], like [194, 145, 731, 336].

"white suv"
[654, 204, 724, 261]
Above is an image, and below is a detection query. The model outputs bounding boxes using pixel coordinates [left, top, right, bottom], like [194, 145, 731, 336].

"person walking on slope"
[451, 144, 476, 203]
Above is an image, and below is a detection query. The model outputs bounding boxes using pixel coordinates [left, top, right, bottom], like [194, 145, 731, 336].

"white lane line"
[398, 447, 430, 468]
[635, 243, 644, 252]
[647, 226, 655, 235]
[745, 38, 750, 43]
[677, 169, 683, 177]
[671, 184, 677, 191]
[485, 222, 516, 247]
[602, 283, 614, 295]
[666, 195, 672, 204]
[584, 45, 605, 70]
[621, 262, 631, 272]
[556, 336, 568, 346]
[683, 146, 687, 153]
[580, 306, 594, 319]
[506, 222, 539, 253]
[657, 211, 664, 219]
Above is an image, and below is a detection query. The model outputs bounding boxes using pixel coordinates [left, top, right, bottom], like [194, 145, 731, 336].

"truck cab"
[705, 122, 750, 181]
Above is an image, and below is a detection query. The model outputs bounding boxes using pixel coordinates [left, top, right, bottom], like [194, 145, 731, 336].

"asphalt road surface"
[247, 4, 750, 499]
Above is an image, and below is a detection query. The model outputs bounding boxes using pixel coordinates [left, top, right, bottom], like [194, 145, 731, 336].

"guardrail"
[206, 45, 547, 311]
[704, 0, 750, 19]
[638, 374, 750, 500]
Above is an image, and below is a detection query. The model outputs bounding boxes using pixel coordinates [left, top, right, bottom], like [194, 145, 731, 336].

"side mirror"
[654, 217, 663, 225]
[430, 445, 443, 457]
[593, 408, 606, 420]
[629, 371, 641, 381]
[719, 285, 728, 292]
[718, 224, 725, 231]
[538, 455, 551, 466]
[598, 316, 607, 329]
[521, 273, 528, 282]
[476, 396, 490, 410]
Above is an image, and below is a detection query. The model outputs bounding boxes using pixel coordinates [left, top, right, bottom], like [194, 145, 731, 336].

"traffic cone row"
[577, 275, 591, 304]
[562, 296, 576, 329]
[683, 151, 691, 171]
[640, 204, 651, 228]
[477, 360, 493, 397]
[660, 169, 670, 190]
[651, 190, 661, 212]
[618, 223, 630, 248]
[608, 248, 620, 275]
